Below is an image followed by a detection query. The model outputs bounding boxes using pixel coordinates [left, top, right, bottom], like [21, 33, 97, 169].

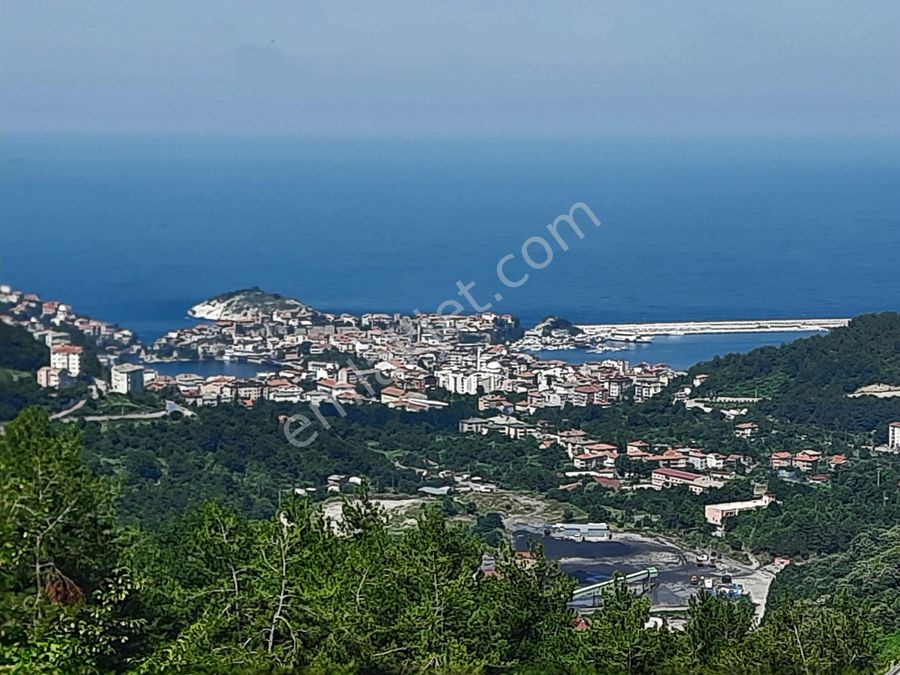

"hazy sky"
[2, 1, 899, 137]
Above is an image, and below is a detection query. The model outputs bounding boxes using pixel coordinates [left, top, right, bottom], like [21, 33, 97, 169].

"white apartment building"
[110, 363, 145, 394]
[436, 368, 479, 395]
[890, 421, 900, 450]
[50, 344, 84, 376]
[705, 494, 776, 527]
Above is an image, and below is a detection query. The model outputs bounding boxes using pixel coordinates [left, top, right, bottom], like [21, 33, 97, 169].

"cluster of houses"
[148, 301, 677, 412]
[769, 449, 848, 483]
[458, 410, 856, 495]
[2, 286, 679, 419]
[0, 285, 138, 391]
[451, 355, 674, 411]
[457, 416, 749, 493]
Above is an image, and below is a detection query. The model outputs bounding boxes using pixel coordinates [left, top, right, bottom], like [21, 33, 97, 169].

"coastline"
[577, 317, 848, 338]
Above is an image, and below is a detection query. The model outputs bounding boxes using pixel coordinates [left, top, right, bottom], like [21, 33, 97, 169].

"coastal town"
[3, 282, 900, 655]
[1, 284, 677, 412]
[4, 283, 898, 502]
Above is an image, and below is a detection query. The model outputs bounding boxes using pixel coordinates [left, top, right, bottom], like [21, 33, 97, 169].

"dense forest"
[693, 312, 900, 433]
[0, 322, 49, 372]
[1, 407, 894, 673]
[769, 525, 900, 635]
[0, 322, 54, 421]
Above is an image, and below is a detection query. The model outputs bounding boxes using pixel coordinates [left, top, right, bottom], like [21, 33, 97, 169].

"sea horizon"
[3, 134, 898, 355]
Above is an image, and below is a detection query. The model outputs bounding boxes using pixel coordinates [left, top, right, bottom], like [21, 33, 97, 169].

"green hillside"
[693, 312, 900, 432]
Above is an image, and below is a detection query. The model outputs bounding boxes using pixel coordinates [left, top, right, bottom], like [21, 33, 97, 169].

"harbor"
[534, 330, 824, 370]
[577, 318, 850, 340]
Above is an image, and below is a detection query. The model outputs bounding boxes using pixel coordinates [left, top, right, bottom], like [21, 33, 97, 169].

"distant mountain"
[188, 287, 315, 322]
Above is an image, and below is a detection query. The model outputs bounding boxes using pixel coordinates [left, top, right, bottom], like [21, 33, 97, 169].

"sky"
[2, 1, 899, 137]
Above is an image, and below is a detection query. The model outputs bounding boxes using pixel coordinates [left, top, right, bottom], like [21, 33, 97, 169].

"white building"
[110, 363, 145, 394]
[890, 421, 900, 450]
[43, 330, 71, 347]
[435, 368, 479, 395]
[36, 366, 74, 390]
[50, 344, 84, 377]
[705, 494, 776, 527]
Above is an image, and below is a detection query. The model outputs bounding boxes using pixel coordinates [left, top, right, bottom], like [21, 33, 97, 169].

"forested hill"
[1, 407, 893, 672]
[0, 322, 48, 372]
[692, 312, 900, 432]
[0, 323, 54, 422]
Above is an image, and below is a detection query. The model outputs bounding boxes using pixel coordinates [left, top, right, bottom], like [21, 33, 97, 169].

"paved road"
[60, 399, 195, 423]
[50, 398, 87, 420]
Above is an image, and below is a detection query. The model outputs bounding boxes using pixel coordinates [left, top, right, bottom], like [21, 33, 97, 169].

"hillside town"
[4, 284, 897, 501]
[1, 285, 677, 411]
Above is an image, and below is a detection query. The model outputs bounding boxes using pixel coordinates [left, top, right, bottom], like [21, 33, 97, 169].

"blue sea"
[3, 135, 899, 368]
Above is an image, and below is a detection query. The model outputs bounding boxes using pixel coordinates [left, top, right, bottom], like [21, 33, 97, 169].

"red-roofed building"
[651, 467, 703, 490]
[592, 476, 622, 491]
[734, 422, 759, 438]
[827, 454, 848, 470]
[380, 386, 406, 404]
[793, 453, 819, 473]
[770, 451, 793, 469]
[573, 452, 607, 470]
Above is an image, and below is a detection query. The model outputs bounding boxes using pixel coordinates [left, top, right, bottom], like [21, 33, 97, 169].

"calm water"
[3, 136, 899, 367]
[141, 360, 276, 378]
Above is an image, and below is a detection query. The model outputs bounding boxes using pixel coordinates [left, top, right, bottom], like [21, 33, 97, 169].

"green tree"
[0, 407, 143, 672]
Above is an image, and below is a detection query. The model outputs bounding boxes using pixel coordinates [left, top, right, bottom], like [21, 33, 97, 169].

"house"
[792, 452, 819, 473]
[486, 415, 535, 440]
[234, 381, 264, 402]
[459, 417, 489, 434]
[50, 344, 84, 377]
[657, 448, 688, 469]
[633, 378, 664, 402]
[705, 453, 726, 470]
[592, 476, 621, 491]
[770, 451, 793, 469]
[317, 378, 356, 398]
[689, 476, 726, 494]
[110, 363, 145, 394]
[627, 440, 650, 454]
[734, 422, 759, 438]
[827, 454, 848, 470]
[478, 393, 514, 414]
[380, 386, 407, 405]
[36, 366, 75, 390]
[573, 452, 606, 470]
[685, 450, 707, 471]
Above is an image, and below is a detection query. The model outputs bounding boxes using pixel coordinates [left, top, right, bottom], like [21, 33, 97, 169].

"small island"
[188, 287, 316, 322]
